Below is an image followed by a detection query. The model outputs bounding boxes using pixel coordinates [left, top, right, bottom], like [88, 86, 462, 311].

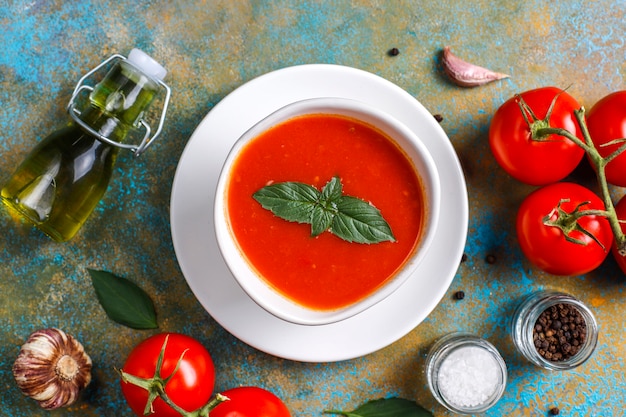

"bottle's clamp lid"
[66, 49, 171, 156]
[127, 48, 167, 81]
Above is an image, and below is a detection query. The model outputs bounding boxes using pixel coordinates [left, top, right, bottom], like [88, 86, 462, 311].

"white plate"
[170, 64, 468, 362]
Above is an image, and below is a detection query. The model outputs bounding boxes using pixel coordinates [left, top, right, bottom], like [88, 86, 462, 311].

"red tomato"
[586, 91, 626, 187]
[121, 333, 215, 417]
[516, 182, 613, 275]
[489, 87, 585, 185]
[612, 194, 626, 274]
[211, 387, 291, 417]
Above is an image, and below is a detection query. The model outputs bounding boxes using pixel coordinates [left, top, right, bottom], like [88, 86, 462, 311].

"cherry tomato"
[211, 386, 291, 417]
[586, 91, 626, 187]
[516, 182, 613, 275]
[121, 333, 215, 417]
[612, 194, 626, 274]
[489, 87, 585, 185]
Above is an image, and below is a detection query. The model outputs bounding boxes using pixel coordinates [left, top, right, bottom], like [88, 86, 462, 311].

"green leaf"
[324, 398, 433, 417]
[88, 269, 158, 330]
[253, 176, 395, 244]
[253, 181, 320, 223]
[321, 176, 343, 203]
[332, 196, 396, 244]
[311, 205, 335, 237]
[310, 177, 343, 236]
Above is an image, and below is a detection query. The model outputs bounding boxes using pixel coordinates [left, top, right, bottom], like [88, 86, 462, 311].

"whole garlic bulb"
[13, 328, 92, 409]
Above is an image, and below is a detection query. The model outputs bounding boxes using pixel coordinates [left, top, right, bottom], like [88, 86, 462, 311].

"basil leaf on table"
[324, 397, 433, 417]
[88, 269, 158, 329]
[253, 176, 395, 244]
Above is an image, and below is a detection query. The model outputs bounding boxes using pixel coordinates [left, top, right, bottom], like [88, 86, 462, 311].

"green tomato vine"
[519, 92, 626, 256]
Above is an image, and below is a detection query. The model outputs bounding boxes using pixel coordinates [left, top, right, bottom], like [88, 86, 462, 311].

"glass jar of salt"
[426, 333, 507, 414]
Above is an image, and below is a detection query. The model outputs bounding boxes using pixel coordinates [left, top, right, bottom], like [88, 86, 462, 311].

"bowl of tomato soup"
[215, 97, 440, 325]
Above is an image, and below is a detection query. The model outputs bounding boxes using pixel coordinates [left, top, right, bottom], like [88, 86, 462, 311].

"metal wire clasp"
[66, 53, 171, 157]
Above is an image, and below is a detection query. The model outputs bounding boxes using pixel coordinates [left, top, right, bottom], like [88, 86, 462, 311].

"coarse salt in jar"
[426, 333, 507, 414]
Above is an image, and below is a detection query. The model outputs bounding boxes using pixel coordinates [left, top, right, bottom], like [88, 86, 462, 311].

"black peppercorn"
[453, 290, 465, 300]
[485, 254, 496, 264]
[388, 47, 400, 56]
[550, 406, 560, 415]
[533, 303, 586, 362]
[433, 114, 444, 123]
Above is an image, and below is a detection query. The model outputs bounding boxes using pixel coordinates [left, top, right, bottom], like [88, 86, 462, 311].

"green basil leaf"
[88, 269, 158, 330]
[311, 205, 335, 237]
[253, 181, 321, 223]
[253, 177, 395, 244]
[324, 398, 433, 417]
[321, 176, 343, 203]
[331, 196, 396, 244]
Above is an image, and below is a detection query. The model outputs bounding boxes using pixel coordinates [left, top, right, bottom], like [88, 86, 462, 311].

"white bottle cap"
[127, 48, 167, 81]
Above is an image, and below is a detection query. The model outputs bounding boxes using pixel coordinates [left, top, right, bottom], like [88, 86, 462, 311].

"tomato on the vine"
[210, 386, 291, 417]
[121, 333, 215, 417]
[516, 182, 613, 276]
[489, 87, 585, 185]
[612, 194, 626, 274]
[586, 91, 626, 187]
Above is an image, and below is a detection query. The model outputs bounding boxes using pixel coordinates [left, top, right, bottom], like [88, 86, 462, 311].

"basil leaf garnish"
[88, 269, 158, 330]
[253, 181, 320, 223]
[320, 175, 344, 203]
[253, 176, 395, 244]
[324, 397, 433, 417]
[332, 196, 395, 244]
[311, 206, 335, 237]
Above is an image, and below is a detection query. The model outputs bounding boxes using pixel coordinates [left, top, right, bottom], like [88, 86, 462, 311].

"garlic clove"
[13, 328, 92, 410]
[441, 46, 509, 87]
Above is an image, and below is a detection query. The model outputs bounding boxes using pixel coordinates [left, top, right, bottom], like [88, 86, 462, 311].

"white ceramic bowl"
[214, 97, 441, 326]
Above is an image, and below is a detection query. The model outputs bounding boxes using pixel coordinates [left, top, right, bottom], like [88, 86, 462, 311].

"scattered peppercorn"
[485, 254, 496, 264]
[549, 406, 560, 415]
[454, 291, 465, 300]
[533, 303, 586, 362]
[388, 47, 400, 56]
[461, 253, 467, 263]
[433, 114, 444, 123]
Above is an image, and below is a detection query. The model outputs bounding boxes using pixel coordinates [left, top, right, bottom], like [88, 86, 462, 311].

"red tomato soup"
[226, 114, 425, 311]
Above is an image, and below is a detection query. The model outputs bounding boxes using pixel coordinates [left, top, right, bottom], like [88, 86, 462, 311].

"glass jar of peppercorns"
[511, 291, 598, 370]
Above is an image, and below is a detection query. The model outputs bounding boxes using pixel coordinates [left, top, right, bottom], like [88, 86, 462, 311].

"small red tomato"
[489, 87, 585, 185]
[612, 194, 626, 274]
[586, 91, 626, 187]
[121, 333, 215, 417]
[516, 182, 613, 275]
[211, 386, 291, 417]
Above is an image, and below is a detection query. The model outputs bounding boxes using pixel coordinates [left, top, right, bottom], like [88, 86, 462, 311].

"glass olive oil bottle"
[1, 49, 169, 241]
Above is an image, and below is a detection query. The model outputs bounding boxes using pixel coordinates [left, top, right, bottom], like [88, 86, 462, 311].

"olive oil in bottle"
[1, 49, 169, 241]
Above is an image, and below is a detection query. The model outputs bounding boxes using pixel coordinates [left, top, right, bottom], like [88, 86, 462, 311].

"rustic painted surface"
[0, 1, 625, 416]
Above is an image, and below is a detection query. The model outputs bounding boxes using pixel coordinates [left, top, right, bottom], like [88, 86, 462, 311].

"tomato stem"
[532, 103, 626, 256]
[119, 336, 229, 417]
[194, 394, 230, 417]
[542, 199, 609, 250]
[604, 139, 626, 164]
[516, 89, 569, 142]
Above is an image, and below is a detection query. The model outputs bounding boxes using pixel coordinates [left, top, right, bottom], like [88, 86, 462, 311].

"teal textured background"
[0, 1, 624, 416]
